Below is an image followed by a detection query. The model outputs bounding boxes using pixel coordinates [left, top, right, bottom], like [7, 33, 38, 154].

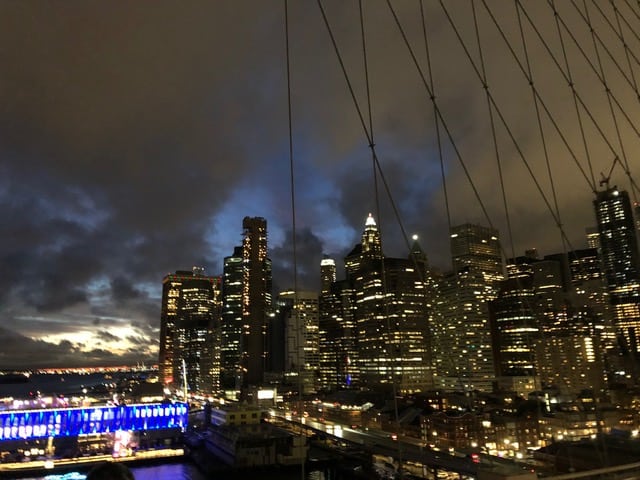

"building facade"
[159, 267, 221, 394]
[345, 214, 434, 393]
[318, 276, 357, 390]
[434, 224, 503, 392]
[280, 290, 320, 394]
[221, 246, 244, 393]
[594, 187, 640, 356]
[242, 216, 273, 388]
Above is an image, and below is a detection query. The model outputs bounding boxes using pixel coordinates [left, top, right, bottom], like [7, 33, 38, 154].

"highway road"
[271, 411, 480, 477]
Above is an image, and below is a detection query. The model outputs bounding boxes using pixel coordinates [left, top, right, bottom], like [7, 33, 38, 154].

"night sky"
[1, 1, 639, 368]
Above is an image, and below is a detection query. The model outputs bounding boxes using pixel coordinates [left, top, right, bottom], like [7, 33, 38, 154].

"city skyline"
[2, 1, 640, 367]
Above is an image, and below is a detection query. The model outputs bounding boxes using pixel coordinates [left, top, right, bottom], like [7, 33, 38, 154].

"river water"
[0, 372, 133, 399]
[25, 463, 337, 480]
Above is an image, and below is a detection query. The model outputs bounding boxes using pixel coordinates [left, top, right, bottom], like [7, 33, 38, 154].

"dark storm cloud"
[95, 330, 120, 343]
[0, 327, 149, 369]
[126, 335, 152, 347]
[1, 1, 639, 366]
[0, 325, 156, 368]
[110, 276, 143, 304]
[271, 227, 325, 293]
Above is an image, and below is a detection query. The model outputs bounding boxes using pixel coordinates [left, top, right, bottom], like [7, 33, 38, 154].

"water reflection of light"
[44, 473, 86, 480]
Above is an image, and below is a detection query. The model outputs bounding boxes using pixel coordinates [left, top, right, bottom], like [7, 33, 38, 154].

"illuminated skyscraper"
[318, 278, 357, 390]
[159, 267, 221, 394]
[319, 256, 349, 390]
[345, 213, 381, 278]
[487, 251, 610, 396]
[586, 227, 600, 250]
[241, 216, 272, 387]
[320, 257, 336, 295]
[221, 246, 244, 392]
[346, 215, 434, 393]
[434, 224, 503, 392]
[489, 275, 538, 395]
[450, 223, 503, 281]
[280, 290, 320, 394]
[594, 187, 640, 354]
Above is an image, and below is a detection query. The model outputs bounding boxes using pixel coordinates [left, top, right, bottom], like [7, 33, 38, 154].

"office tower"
[320, 257, 336, 295]
[497, 252, 608, 396]
[159, 267, 221, 394]
[434, 224, 503, 392]
[268, 297, 289, 376]
[345, 213, 381, 278]
[318, 278, 357, 390]
[586, 227, 600, 250]
[319, 256, 338, 389]
[241, 216, 273, 387]
[451, 223, 503, 281]
[594, 187, 640, 354]
[548, 248, 615, 353]
[563, 248, 612, 389]
[530, 258, 604, 395]
[280, 290, 320, 394]
[347, 215, 434, 392]
[221, 246, 244, 393]
[489, 275, 539, 395]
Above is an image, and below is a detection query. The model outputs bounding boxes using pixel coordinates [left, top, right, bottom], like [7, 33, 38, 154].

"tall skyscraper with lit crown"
[345, 214, 434, 392]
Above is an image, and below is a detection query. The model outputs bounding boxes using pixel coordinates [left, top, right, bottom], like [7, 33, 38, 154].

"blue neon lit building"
[0, 402, 188, 442]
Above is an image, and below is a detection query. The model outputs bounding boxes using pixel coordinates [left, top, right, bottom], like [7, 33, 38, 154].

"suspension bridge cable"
[521, 1, 639, 194]
[316, 0, 422, 255]
[591, 0, 640, 86]
[480, 0, 595, 195]
[359, 0, 375, 147]
[475, 0, 553, 399]
[284, 0, 298, 304]
[608, 1, 640, 98]
[549, 0, 640, 181]
[612, 0, 640, 47]
[358, 3, 405, 468]
[356, 0, 380, 231]
[514, 1, 565, 254]
[471, 0, 517, 262]
[318, 0, 430, 413]
[283, 7, 305, 479]
[384, 0, 497, 235]
[438, 0, 576, 252]
[419, 0, 461, 392]
[575, 3, 624, 465]
[568, 0, 638, 90]
[515, 0, 591, 431]
[549, 0, 611, 331]
[621, 0, 640, 24]
[418, 0, 451, 253]
[550, 0, 597, 190]
[579, 0, 636, 203]
[466, 0, 516, 394]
